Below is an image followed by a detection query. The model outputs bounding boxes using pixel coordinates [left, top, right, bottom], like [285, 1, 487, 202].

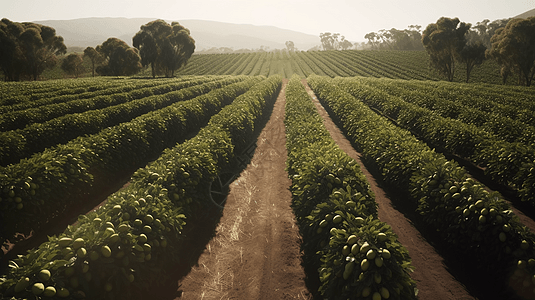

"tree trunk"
[466, 62, 473, 83]
[151, 62, 155, 78]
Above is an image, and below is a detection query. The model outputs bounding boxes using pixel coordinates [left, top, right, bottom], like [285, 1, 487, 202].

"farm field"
[1, 50, 535, 300]
[41, 50, 508, 85]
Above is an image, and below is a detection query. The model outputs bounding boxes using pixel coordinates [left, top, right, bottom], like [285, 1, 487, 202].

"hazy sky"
[3, 0, 534, 41]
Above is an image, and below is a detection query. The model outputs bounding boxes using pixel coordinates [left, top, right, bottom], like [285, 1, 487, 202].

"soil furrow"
[177, 79, 311, 300]
[301, 79, 474, 300]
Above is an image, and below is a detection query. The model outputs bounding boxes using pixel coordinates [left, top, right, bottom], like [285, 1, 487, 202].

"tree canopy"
[133, 20, 195, 78]
[487, 16, 535, 86]
[0, 18, 66, 81]
[95, 38, 142, 76]
[365, 26, 424, 50]
[319, 33, 353, 51]
[83, 46, 104, 77]
[422, 17, 471, 82]
[61, 53, 85, 78]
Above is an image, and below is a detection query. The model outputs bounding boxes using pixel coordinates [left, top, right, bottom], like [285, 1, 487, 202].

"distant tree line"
[319, 33, 354, 51]
[365, 26, 424, 50]
[1, 19, 195, 81]
[421, 16, 535, 86]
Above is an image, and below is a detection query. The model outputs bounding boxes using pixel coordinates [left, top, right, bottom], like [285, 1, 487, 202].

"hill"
[33, 18, 320, 51]
[515, 7, 535, 19]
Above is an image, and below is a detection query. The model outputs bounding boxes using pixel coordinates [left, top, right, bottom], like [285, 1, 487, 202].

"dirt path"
[301, 79, 475, 300]
[177, 79, 311, 300]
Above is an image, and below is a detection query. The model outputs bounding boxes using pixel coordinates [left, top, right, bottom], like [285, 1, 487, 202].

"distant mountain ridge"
[515, 8, 535, 19]
[33, 18, 321, 51]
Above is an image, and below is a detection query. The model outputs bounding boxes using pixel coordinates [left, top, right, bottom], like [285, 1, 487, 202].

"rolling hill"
[34, 18, 321, 51]
[515, 7, 535, 19]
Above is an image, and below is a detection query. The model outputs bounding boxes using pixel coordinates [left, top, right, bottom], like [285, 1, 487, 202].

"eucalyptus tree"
[487, 16, 535, 86]
[96, 38, 142, 76]
[0, 18, 66, 81]
[422, 17, 471, 81]
[133, 20, 195, 78]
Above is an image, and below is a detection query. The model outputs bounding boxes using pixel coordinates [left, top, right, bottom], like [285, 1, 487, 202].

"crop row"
[0, 77, 138, 107]
[0, 76, 220, 132]
[174, 50, 505, 84]
[360, 77, 535, 131]
[0, 76, 262, 249]
[333, 77, 535, 206]
[308, 75, 535, 299]
[0, 78, 179, 114]
[284, 75, 417, 300]
[0, 76, 245, 166]
[0, 75, 282, 299]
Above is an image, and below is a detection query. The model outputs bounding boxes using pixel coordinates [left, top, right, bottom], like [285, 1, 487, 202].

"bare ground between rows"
[301, 79, 478, 300]
[149, 79, 312, 300]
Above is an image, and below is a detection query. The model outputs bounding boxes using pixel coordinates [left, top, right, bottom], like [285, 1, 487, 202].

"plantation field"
[37, 50, 508, 85]
[174, 50, 506, 84]
[1, 50, 535, 300]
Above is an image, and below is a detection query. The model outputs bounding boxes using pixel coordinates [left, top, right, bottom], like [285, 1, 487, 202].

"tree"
[466, 18, 509, 48]
[0, 18, 66, 81]
[20, 24, 67, 80]
[83, 46, 104, 77]
[339, 37, 353, 50]
[364, 32, 380, 49]
[422, 17, 471, 81]
[320, 32, 339, 50]
[365, 26, 423, 50]
[96, 38, 142, 76]
[133, 20, 195, 78]
[61, 53, 85, 78]
[457, 42, 487, 82]
[487, 17, 535, 86]
[0, 19, 25, 81]
[285, 41, 296, 52]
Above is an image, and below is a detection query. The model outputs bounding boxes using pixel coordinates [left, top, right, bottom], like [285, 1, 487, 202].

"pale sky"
[2, 0, 534, 41]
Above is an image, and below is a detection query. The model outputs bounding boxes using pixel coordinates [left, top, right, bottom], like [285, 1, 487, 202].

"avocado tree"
[487, 16, 535, 86]
[133, 20, 195, 78]
[422, 17, 471, 81]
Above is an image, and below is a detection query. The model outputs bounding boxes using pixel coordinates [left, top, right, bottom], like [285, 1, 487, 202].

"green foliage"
[96, 38, 142, 76]
[487, 16, 535, 86]
[285, 75, 417, 299]
[0, 76, 259, 248]
[422, 17, 471, 82]
[0, 18, 66, 81]
[308, 74, 535, 298]
[0, 75, 282, 299]
[133, 20, 195, 78]
[60, 53, 85, 78]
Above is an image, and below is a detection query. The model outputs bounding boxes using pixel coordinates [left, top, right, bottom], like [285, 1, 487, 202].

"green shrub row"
[0, 76, 262, 249]
[0, 76, 220, 132]
[0, 75, 282, 300]
[334, 77, 535, 206]
[0, 78, 131, 107]
[356, 77, 535, 145]
[0, 78, 172, 113]
[308, 75, 535, 299]
[284, 75, 417, 300]
[0, 76, 246, 166]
